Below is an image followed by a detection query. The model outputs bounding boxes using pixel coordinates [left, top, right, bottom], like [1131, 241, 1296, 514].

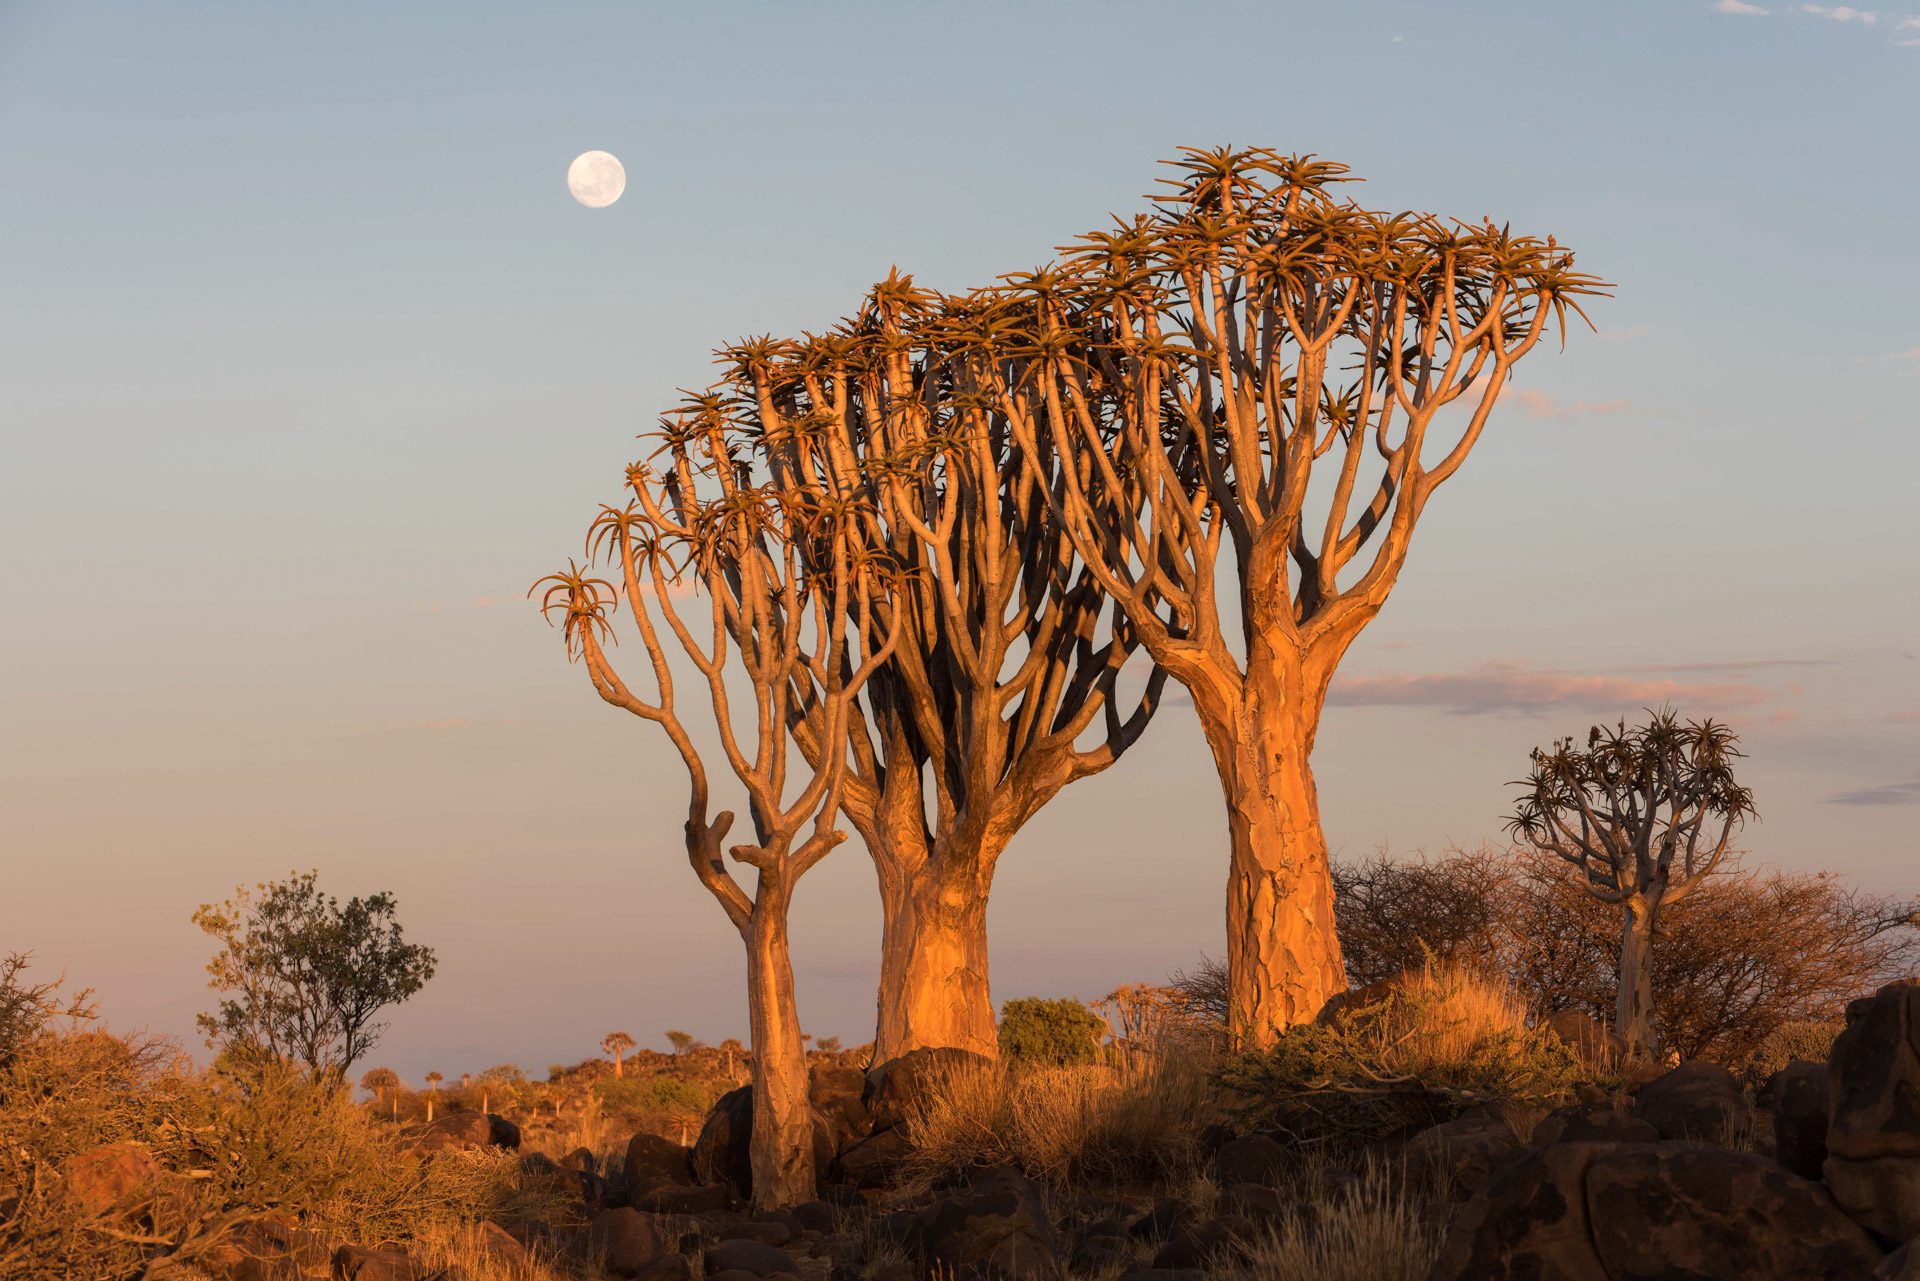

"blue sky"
[1, 0, 1915, 1083]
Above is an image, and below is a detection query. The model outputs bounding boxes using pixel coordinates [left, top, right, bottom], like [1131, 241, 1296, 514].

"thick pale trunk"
[1617, 901, 1660, 1061]
[873, 852, 998, 1062]
[743, 887, 815, 1208]
[1193, 655, 1345, 1049]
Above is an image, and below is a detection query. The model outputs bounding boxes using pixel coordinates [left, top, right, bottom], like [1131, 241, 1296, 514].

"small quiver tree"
[989, 147, 1605, 1047]
[538, 419, 900, 1208]
[602, 1031, 635, 1077]
[1507, 709, 1756, 1061]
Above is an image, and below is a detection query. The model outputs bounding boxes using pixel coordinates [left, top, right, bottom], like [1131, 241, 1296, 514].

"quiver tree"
[721, 276, 1164, 1060]
[1507, 709, 1757, 1060]
[537, 422, 900, 1208]
[601, 1031, 635, 1077]
[978, 147, 1604, 1045]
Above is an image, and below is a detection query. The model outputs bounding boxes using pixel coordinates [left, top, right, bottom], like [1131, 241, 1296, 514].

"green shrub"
[1214, 964, 1581, 1149]
[595, 1074, 709, 1115]
[998, 997, 1105, 1067]
[1746, 1019, 1844, 1083]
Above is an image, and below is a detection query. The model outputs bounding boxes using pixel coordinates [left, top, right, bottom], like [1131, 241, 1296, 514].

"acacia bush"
[997, 997, 1105, 1067]
[1214, 963, 1581, 1147]
[1332, 844, 1917, 1068]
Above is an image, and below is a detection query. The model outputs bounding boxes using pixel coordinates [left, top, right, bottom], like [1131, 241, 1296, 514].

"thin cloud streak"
[1803, 4, 1878, 21]
[1511, 390, 1636, 421]
[1715, 0, 1769, 13]
[1326, 661, 1772, 716]
[1827, 780, 1920, 805]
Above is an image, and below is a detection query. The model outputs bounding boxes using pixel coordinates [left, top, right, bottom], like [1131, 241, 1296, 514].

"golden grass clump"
[1240, 1165, 1441, 1281]
[900, 1053, 1212, 1189]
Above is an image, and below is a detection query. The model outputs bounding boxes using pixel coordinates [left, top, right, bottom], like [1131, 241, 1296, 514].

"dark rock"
[1314, 978, 1397, 1026]
[811, 1064, 873, 1152]
[867, 1266, 914, 1281]
[906, 1166, 1062, 1281]
[559, 1146, 597, 1174]
[625, 1132, 695, 1188]
[705, 1239, 800, 1278]
[720, 1220, 792, 1248]
[1632, 1061, 1749, 1142]
[1430, 1140, 1884, 1281]
[694, 1087, 757, 1195]
[591, 1207, 669, 1277]
[1127, 1198, 1191, 1242]
[707, 1270, 763, 1281]
[1574, 1083, 1613, 1107]
[1220, 1182, 1283, 1223]
[1196, 1123, 1235, 1156]
[1114, 1270, 1206, 1281]
[1826, 981, 1920, 1242]
[455, 1222, 528, 1265]
[835, 1126, 913, 1190]
[819, 1182, 865, 1208]
[630, 1180, 730, 1214]
[330, 1245, 418, 1281]
[64, 1143, 163, 1219]
[215, 1217, 344, 1281]
[401, 1111, 519, 1156]
[1150, 1215, 1252, 1270]
[1212, 1132, 1286, 1186]
[1544, 1010, 1627, 1071]
[1074, 1232, 1131, 1264]
[1531, 1103, 1659, 1148]
[789, 1200, 839, 1234]
[1397, 1115, 1519, 1198]
[1768, 1059, 1832, 1181]
[1585, 1145, 1883, 1279]
[863, 1047, 995, 1134]
[1876, 1240, 1918, 1280]
[1074, 1245, 1134, 1274]
[629, 1253, 692, 1281]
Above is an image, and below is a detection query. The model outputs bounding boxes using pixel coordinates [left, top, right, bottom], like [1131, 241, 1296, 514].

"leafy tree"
[664, 1030, 695, 1057]
[997, 997, 1105, 1067]
[814, 1036, 842, 1055]
[1509, 711, 1756, 1059]
[191, 871, 437, 1080]
[601, 1031, 635, 1077]
[359, 1066, 398, 1116]
[0, 951, 95, 1060]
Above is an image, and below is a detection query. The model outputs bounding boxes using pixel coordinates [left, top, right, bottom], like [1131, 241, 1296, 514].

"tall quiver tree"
[993, 148, 1606, 1046]
[538, 416, 900, 1208]
[1508, 710, 1756, 1061]
[725, 277, 1164, 1060]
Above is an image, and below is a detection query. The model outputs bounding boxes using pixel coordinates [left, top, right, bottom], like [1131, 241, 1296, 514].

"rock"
[1150, 1215, 1252, 1270]
[1826, 981, 1920, 1242]
[1127, 1198, 1190, 1242]
[454, 1221, 527, 1265]
[906, 1166, 1062, 1281]
[1397, 1115, 1519, 1198]
[694, 1087, 757, 1194]
[1220, 1182, 1283, 1223]
[211, 1217, 343, 1281]
[1114, 1271, 1206, 1281]
[591, 1207, 668, 1277]
[1877, 1241, 1918, 1280]
[1531, 1103, 1660, 1148]
[705, 1239, 799, 1278]
[625, 1131, 695, 1188]
[330, 1245, 418, 1281]
[862, 1047, 994, 1133]
[790, 1200, 840, 1234]
[818, 1182, 864, 1208]
[1212, 1132, 1286, 1185]
[559, 1146, 597, 1174]
[835, 1126, 912, 1190]
[811, 1064, 872, 1152]
[630, 1253, 693, 1281]
[1430, 1140, 1884, 1281]
[1632, 1061, 1749, 1142]
[1074, 1244, 1134, 1274]
[708, 1270, 764, 1281]
[1314, 978, 1397, 1026]
[630, 1180, 730, 1213]
[64, 1142, 163, 1219]
[1544, 1010, 1627, 1071]
[1767, 1059, 1832, 1181]
[722, 1218, 795, 1248]
[401, 1111, 519, 1156]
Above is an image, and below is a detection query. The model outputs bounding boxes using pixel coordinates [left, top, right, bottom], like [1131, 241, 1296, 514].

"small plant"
[1214, 963, 1581, 1148]
[1746, 1019, 1845, 1083]
[998, 997, 1105, 1067]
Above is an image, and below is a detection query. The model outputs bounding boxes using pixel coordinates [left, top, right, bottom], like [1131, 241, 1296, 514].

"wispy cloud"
[1715, 0, 1769, 13]
[1511, 390, 1636, 421]
[1828, 779, 1920, 805]
[1804, 4, 1879, 20]
[1622, 658, 1832, 674]
[1886, 709, 1920, 723]
[1326, 661, 1772, 716]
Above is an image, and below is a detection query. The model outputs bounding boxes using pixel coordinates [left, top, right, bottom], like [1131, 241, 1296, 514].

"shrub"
[998, 997, 1105, 1067]
[900, 1055, 1209, 1188]
[1214, 963, 1581, 1147]
[595, 1074, 708, 1115]
[1747, 1019, 1845, 1083]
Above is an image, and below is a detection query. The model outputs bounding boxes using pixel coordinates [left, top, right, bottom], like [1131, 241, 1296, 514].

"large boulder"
[624, 1131, 694, 1188]
[590, 1207, 669, 1278]
[65, 1142, 164, 1219]
[203, 1217, 343, 1281]
[1211, 1133, 1286, 1186]
[1631, 1061, 1748, 1142]
[863, 1047, 994, 1134]
[1531, 1103, 1658, 1148]
[703, 1239, 798, 1278]
[1431, 1141, 1884, 1281]
[1395, 1114, 1520, 1199]
[1544, 1010, 1628, 1071]
[330, 1245, 419, 1281]
[834, 1126, 912, 1190]
[905, 1167, 1063, 1281]
[1766, 1059, 1832, 1181]
[811, 1064, 872, 1153]
[690, 1085, 836, 1201]
[400, 1110, 519, 1156]
[1826, 982, 1920, 1242]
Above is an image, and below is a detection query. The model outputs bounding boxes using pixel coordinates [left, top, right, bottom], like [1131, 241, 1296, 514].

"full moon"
[567, 151, 625, 208]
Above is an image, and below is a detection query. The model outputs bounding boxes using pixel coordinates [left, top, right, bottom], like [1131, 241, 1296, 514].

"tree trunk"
[1617, 900, 1660, 1061]
[1192, 654, 1346, 1049]
[873, 848, 998, 1063]
[743, 888, 816, 1209]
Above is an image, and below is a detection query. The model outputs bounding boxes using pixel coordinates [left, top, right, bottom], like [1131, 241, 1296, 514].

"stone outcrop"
[1826, 982, 1920, 1242]
[903, 1167, 1062, 1281]
[1631, 1061, 1749, 1142]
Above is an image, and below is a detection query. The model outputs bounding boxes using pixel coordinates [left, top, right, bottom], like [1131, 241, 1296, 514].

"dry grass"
[900, 1054, 1212, 1191]
[1351, 963, 1534, 1078]
[1239, 1165, 1440, 1281]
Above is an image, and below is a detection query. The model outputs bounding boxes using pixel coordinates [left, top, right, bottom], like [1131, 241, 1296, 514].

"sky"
[1, 0, 1916, 1086]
